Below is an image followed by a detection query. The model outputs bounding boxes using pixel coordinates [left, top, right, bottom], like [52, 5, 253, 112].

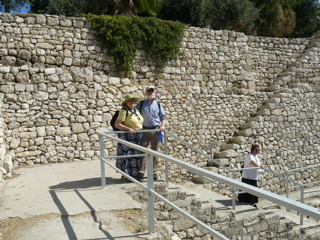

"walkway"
[1, 159, 319, 239]
[0, 160, 147, 240]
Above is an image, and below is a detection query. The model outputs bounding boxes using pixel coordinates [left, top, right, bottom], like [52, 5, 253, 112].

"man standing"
[136, 86, 166, 181]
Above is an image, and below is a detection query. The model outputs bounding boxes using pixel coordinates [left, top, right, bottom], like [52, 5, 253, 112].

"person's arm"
[159, 103, 166, 131]
[160, 119, 166, 131]
[115, 119, 135, 134]
[250, 158, 264, 169]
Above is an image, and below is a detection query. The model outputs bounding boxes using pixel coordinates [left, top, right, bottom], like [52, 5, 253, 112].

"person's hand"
[160, 126, 165, 131]
[128, 128, 135, 134]
[260, 165, 265, 169]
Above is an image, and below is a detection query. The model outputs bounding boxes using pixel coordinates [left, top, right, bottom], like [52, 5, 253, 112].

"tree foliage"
[0, 0, 29, 12]
[30, 0, 161, 16]
[250, 0, 319, 37]
[24, 0, 320, 38]
[290, 0, 320, 37]
[157, 0, 204, 27]
[201, 0, 259, 34]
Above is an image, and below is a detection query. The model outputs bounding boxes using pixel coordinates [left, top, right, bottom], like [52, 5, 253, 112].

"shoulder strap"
[139, 100, 144, 113]
[139, 100, 161, 113]
[121, 107, 129, 119]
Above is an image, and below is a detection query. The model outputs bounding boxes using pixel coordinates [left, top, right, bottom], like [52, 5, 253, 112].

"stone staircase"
[127, 181, 320, 239]
[212, 33, 320, 170]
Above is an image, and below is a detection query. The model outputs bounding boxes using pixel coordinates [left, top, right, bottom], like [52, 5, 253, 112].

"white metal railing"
[286, 164, 320, 224]
[98, 130, 320, 239]
[99, 129, 228, 240]
[165, 130, 316, 220]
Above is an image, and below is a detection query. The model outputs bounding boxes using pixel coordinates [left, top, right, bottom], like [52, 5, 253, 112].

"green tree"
[30, 0, 48, 13]
[290, 0, 320, 37]
[202, 0, 259, 34]
[45, 0, 89, 16]
[32, 0, 161, 16]
[265, 3, 296, 37]
[0, 0, 30, 12]
[157, 0, 204, 27]
[251, 0, 297, 37]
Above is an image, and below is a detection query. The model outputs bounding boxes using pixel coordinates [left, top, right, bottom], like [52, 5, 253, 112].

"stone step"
[265, 97, 281, 104]
[266, 84, 281, 92]
[237, 128, 253, 136]
[229, 136, 246, 144]
[239, 121, 258, 130]
[220, 143, 239, 151]
[303, 47, 319, 53]
[214, 150, 238, 159]
[279, 69, 296, 76]
[307, 41, 320, 48]
[278, 217, 296, 232]
[255, 108, 270, 116]
[274, 79, 288, 85]
[301, 224, 320, 238]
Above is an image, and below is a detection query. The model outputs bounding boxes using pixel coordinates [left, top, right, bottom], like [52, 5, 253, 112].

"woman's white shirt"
[242, 153, 263, 180]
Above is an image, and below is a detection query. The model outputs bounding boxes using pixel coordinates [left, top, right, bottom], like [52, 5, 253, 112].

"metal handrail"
[165, 131, 227, 169]
[99, 130, 228, 240]
[286, 164, 320, 198]
[98, 130, 320, 238]
[166, 131, 309, 212]
[286, 164, 320, 224]
[286, 164, 320, 172]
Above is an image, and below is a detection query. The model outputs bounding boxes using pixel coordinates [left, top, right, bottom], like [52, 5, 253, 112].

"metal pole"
[300, 185, 304, 225]
[147, 153, 155, 233]
[232, 171, 236, 210]
[99, 135, 106, 189]
[164, 131, 169, 186]
[286, 171, 289, 199]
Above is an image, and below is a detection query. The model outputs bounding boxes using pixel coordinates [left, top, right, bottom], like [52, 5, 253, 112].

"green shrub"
[87, 15, 185, 73]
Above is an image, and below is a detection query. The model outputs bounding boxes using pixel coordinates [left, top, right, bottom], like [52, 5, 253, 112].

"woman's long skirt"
[238, 178, 258, 204]
[116, 132, 142, 179]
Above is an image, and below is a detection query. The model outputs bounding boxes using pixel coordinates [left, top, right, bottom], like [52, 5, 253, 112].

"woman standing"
[238, 145, 265, 207]
[115, 94, 143, 182]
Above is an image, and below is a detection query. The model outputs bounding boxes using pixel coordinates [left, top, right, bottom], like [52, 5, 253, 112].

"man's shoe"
[153, 174, 158, 181]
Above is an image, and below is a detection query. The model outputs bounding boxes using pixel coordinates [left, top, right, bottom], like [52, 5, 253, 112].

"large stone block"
[215, 150, 238, 158]
[56, 127, 71, 136]
[230, 136, 246, 144]
[238, 129, 253, 137]
[72, 123, 84, 133]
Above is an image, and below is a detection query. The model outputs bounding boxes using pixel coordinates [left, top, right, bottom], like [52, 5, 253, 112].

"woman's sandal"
[120, 176, 130, 182]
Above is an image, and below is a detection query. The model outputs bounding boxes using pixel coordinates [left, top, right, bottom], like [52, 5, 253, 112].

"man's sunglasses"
[147, 89, 154, 93]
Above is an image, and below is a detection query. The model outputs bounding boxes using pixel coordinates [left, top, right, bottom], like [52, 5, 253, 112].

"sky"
[0, 4, 30, 13]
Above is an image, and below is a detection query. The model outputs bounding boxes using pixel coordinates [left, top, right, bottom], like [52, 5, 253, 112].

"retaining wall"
[0, 14, 319, 193]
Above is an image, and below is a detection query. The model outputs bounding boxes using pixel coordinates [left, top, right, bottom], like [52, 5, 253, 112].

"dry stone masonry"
[0, 13, 319, 198]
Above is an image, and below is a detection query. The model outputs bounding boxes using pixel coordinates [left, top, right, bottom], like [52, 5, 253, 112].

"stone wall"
[0, 13, 319, 192]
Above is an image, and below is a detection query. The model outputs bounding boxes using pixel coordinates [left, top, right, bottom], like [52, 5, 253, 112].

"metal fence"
[98, 129, 320, 238]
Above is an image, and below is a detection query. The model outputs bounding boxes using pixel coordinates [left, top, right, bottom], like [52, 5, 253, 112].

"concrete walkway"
[0, 160, 147, 240]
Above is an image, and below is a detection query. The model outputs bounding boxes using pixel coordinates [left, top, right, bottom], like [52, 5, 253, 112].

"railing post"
[147, 153, 155, 233]
[300, 185, 304, 225]
[286, 171, 289, 199]
[164, 130, 169, 185]
[99, 135, 106, 189]
[232, 171, 236, 210]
